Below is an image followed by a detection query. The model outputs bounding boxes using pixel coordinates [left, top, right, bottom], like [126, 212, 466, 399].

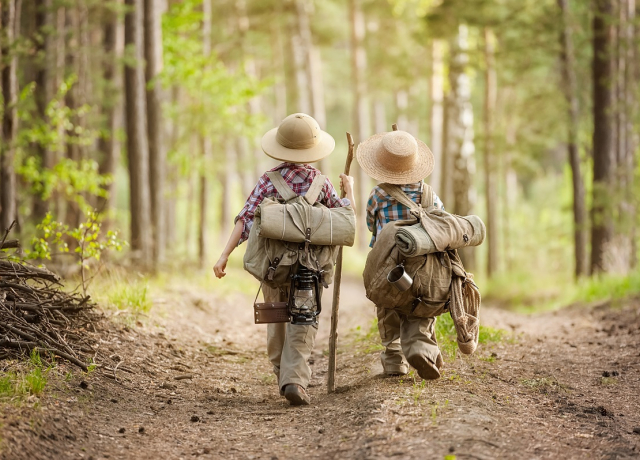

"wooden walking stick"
[328, 132, 355, 393]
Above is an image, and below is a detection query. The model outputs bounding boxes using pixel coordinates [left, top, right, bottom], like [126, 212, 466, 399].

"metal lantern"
[288, 265, 322, 325]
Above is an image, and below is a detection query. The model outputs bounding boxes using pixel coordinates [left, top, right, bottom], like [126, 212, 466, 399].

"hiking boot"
[436, 352, 444, 370]
[383, 364, 409, 377]
[283, 384, 310, 406]
[407, 355, 440, 380]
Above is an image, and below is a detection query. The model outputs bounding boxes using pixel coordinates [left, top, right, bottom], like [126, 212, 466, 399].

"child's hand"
[340, 174, 354, 196]
[213, 256, 228, 278]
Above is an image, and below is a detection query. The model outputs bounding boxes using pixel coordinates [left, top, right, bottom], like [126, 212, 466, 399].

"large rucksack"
[243, 172, 354, 290]
[363, 183, 482, 354]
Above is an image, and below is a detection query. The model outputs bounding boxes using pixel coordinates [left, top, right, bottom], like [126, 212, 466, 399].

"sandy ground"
[1, 275, 639, 460]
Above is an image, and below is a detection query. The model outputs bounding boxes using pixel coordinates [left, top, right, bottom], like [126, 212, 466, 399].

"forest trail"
[1, 277, 639, 460]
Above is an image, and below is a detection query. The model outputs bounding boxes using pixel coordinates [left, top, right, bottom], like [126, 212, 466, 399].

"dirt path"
[1, 277, 639, 460]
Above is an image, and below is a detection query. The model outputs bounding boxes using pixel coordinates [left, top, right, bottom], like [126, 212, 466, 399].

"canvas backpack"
[243, 172, 346, 290]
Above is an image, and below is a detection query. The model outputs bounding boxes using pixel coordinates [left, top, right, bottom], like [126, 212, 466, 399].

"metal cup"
[387, 264, 413, 292]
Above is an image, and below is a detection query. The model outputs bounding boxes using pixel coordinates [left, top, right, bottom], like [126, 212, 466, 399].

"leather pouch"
[253, 301, 290, 324]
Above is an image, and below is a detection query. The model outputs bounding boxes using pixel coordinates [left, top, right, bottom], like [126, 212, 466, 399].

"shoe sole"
[284, 387, 310, 406]
[407, 356, 441, 380]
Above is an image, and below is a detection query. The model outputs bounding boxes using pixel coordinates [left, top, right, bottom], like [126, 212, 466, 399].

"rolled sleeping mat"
[395, 214, 486, 257]
[395, 223, 436, 258]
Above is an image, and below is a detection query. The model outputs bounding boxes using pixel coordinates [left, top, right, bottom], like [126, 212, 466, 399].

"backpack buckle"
[410, 297, 422, 313]
[265, 257, 281, 281]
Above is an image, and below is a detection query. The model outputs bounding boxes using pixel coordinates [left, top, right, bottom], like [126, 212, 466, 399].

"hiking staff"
[328, 132, 355, 394]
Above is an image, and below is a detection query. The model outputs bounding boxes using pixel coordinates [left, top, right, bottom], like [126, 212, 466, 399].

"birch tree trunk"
[558, 0, 588, 278]
[0, 0, 19, 230]
[98, 1, 123, 230]
[144, 0, 166, 267]
[349, 0, 372, 249]
[591, 0, 615, 274]
[429, 40, 445, 195]
[483, 28, 498, 278]
[448, 25, 476, 270]
[124, 0, 152, 267]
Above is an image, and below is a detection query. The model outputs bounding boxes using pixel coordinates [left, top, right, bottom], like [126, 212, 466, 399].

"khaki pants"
[263, 285, 318, 391]
[376, 306, 441, 375]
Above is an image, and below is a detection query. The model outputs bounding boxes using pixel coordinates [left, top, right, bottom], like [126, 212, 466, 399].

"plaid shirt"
[366, 181, 444, 247]
[235, 162, 348, 244]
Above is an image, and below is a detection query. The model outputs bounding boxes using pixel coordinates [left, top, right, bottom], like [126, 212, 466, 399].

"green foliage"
[27, 212, 127, 295]
[162, 0, 264, 176]
[436, 314, 507, 360]
[16, 76, 109, 213]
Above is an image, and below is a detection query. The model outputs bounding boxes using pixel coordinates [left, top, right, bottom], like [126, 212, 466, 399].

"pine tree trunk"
[220, 139, 237, 243]
[32, 0, 51, 221]
[429, 40, 445, 195]
[349, 0, 371, 249]
[144, 0, 166, 267]
[198, 0, 212, 268]
[373, 99, 386, 134]
[625, 0, 637, 268]
[448, 25, 476, 270]
[558, 0, 588, 278]
[591, 0, 615, 274]
[483, 28, 498, 278]
[98, 1, 123, 229]
[0, 0, 19, 231]
[124, 0, 152, 267]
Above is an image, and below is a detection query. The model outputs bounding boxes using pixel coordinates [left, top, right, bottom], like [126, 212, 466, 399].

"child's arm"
[213, 220, 244, 279]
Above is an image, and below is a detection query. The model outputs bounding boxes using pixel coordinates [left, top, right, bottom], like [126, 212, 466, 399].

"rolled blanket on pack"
[395, 212, 486, 257]
[395, 224, 436, 257]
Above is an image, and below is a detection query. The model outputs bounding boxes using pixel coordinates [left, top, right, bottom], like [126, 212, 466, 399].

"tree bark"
[198, 0, 212, 268]
[625, 0, 637, 268]
[144, 0, 166, 267]
[448, 25, 476, 270]
[483, 28, 498, 278]
[558, 0, 588, 278]
[429, 40, 445, 195]
[349, 0, 371, 249]
[98, 1, 123, 229]
[124, 0, 152, 267]
[590, 0, 615, 274]
[1, 0, 19, 231]
[32, 0, 51, 221]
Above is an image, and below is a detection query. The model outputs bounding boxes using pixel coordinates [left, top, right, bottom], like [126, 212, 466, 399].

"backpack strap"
[421, 183, 435, 210]
[304, 174, 326, 204]
[378, 183, 421, 212]
[266, 171, 297, 202]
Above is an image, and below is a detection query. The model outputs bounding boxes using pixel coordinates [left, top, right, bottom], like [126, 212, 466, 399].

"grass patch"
[521, 376, 568, 394]
[0, 351, 51, 402]
[484, 269, 640, 313]
[348, 318, 384, 354]
[436, 314, 508, 361]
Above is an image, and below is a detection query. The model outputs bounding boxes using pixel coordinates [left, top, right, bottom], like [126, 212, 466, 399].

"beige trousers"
[376, 306, 441, 374]
[263, 285, 318, 391]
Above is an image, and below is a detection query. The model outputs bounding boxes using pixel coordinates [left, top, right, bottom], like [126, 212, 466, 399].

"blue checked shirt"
[366, 181, 445, 247]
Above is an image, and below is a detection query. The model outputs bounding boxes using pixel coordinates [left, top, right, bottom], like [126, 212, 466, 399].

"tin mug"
[387, 263, 413, 292]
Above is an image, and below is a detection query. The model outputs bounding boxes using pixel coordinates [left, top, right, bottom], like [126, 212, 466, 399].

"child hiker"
[357, 129, 445, 380]
[213, 113, 355, 405]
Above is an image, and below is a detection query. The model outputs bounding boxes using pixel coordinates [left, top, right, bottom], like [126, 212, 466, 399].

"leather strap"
[304, 174, 326, 204]
[266, 171, 297, 201]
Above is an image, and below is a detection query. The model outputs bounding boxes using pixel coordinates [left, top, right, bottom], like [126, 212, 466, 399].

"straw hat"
[261, 113, 335, 163]
[356, 130, 435, 184]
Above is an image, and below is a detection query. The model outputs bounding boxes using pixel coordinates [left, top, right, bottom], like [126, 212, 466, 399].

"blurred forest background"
[1, 0, 639, 306]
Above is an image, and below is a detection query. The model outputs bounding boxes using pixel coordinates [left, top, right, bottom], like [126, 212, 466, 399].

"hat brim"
[261, 127, 335, 163]
[355, 132, 435, 184]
